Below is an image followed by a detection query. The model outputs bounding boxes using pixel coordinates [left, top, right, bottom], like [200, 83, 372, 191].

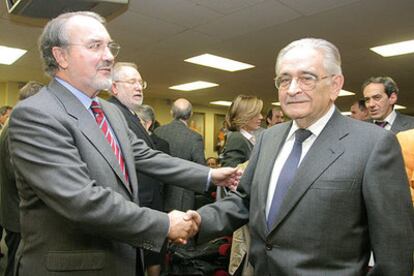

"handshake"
[167, 210, 201, 244]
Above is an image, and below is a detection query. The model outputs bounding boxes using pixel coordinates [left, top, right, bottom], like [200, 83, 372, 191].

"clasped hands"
[167, 210, 201, 244]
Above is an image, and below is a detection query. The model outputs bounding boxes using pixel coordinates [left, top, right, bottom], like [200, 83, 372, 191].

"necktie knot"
[374, 121, 387, 128]
[91, 100, 103, 115]
[295, 129, 312, 144]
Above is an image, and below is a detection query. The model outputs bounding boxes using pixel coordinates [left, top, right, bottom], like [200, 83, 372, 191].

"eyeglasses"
[65, 41, 121, 57]
[274, 74, 332, 90]
[115, 79, 147, 89]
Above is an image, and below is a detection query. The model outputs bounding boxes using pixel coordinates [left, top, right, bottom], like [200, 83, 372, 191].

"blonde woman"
[220, 95, 263, 168]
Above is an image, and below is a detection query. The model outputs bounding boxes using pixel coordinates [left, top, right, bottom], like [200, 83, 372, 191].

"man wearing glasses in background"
[8, 11, 240, 276]
[195, 38, 413, 275]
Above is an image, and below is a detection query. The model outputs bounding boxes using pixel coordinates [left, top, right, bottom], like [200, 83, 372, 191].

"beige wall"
[144, 97, 227, 159]
[0, 81, 20, 107]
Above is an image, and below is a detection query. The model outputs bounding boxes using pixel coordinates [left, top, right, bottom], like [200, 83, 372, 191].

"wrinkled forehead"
[276, 46, 324, 75]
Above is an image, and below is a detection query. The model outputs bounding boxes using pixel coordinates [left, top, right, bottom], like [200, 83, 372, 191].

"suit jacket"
[108, 97, 163, 211]
[154, 119, 206, 211]
[198, 110, 414, 275]
[220, 131, 253, 168]
[0, 121, 20, 232]
[151, 133, 170, 155]
[8, 80, 210, 276]
[397, 129, 414, 204]
[391, 111, 414, 133]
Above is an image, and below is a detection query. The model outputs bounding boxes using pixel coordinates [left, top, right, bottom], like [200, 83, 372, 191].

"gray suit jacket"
[198, 110, 414, 275]
[155, 119, 206, 211]
[391, 111, 414, 133]
[0, 121, 20, 232]
[8, 80, 210, 276]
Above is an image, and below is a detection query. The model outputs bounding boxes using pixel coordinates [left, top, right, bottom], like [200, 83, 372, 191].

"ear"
[52, 46, 69, 70]
[329, 74, 344, 101]
[111, 82, 118, 95]
[389, 92, 398, 105]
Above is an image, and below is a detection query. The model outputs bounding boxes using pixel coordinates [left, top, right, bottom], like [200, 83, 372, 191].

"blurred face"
[363, 83, 396, 121]
[53, 15, 115, 97]
[206, 158, 218, 168]
[267, 109, 284, 127]
[0, 108, 12, 124]
[243, 112, 263, 132]
[277, 47, 343, 128]
[350, 102, 369, 121]
[112, 66, 144, 110]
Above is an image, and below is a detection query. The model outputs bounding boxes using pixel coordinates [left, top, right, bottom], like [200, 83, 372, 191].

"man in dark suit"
[362, 76, 414, 133]
[195, 38, 414, 275]
[8, 11, 239, 276]
[108, 62, 166, 276]
[154, 98, 206, 212]
[0, 81, 43, 276]
[350, 99, 370, 121]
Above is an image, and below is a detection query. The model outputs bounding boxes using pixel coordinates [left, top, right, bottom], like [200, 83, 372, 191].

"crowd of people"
[0, 10, 412, 276]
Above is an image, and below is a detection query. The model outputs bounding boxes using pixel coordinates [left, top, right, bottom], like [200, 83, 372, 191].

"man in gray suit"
[195, 38, 414, 275]
[8, 11, 239, 276]
[362, 76, 414, 133]
[0, 81, 43, 276]
[155, 98, 206, 212]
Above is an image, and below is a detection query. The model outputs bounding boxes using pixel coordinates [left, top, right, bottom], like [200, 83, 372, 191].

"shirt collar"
[375, 109, 396, 126]
[55, 77, 95, 110]
[286, 104, 336, 141]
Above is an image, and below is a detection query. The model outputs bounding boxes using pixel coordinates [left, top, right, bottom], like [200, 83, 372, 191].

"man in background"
[350, 99, 370, 121]
[265, 106, 285, 127]
[0, 81, 43, 276]
[362, 76, 414, 132]
[155, 98, 206, 212]
[0, 105, 12, 131]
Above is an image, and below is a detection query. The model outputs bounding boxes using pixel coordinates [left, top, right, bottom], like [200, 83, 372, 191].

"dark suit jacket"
[154, 119, 206, 211]
[220, 131, 253, 167]
[8, 80, 210, 276]
[0, 121, 20, 233]
[391, 111, 414, 133]
[198, 110, 414, 275]
[151, 133, 170, 155]
[108, 97, 163, 211]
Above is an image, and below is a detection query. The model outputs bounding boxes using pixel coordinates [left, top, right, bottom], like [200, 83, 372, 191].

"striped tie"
[90, 101, 130, 189]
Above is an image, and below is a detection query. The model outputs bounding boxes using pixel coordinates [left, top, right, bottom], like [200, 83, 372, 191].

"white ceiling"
[1, 0, 414, 114]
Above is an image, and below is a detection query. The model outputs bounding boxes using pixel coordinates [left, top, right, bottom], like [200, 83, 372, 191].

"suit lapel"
[269, 111, 347, 232]
[50, 81, 133, 197]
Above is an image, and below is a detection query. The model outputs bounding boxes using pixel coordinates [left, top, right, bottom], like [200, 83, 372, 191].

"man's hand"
[211, 167, 243, 191]
[167, 210, 201, 244]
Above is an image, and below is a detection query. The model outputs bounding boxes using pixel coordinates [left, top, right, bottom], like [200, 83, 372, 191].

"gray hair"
[39, 11, 106, 77]
[112, 62, 138, 82]
[19, 81, 44, 101]
[135, 104, 156, 131]
[275, 38, 342, 76]
[361, 76, 399, 97]
[171, 99, 192, 121]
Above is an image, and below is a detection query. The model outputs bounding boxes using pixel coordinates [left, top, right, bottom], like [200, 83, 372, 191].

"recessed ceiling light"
[370, 39, 414, 57]
[169, 81, 219, 91]
[395, 104, 406, 110]
[0, 45, 27, 65]
[271, 102, 281, 106]
[210, 101, 232, 106]
[341, 111, 352, 116]
[185, 54, 255, 72]
[339, 90, 355, 96]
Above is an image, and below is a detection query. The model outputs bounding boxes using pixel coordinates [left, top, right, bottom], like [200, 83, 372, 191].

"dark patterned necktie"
[374, 121, 387, 128]
[90, 101, 130, 189]
[267, 129, 312, 229]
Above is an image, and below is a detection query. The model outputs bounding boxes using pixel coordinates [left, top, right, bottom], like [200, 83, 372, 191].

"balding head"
[171, 98, 192, 121]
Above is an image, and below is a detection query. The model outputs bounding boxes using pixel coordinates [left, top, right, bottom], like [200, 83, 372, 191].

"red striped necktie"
[90, 100, 130, 189]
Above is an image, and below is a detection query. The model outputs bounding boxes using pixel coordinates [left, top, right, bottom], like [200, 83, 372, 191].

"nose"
[287, 78, 300, 96]
[259, 113, 264, 120]
[102, 45, 114, 62]
[366, 98, 374, 108]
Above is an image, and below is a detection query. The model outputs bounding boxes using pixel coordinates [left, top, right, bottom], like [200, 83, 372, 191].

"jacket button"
[265, 244, 272, 250]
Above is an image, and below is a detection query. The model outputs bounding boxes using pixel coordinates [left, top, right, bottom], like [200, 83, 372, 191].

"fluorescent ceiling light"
[341, 111, 352, 116]
[0, 45, 27, 65]
[169, 81, 218, 91]
[395, 104, 406, 110]
[271, 102, 281, 106]
[370, 39, 414, 57]
[185, 54, 255, 72]
[339, 90, 355, 96]
[210, 101, 232, 107]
